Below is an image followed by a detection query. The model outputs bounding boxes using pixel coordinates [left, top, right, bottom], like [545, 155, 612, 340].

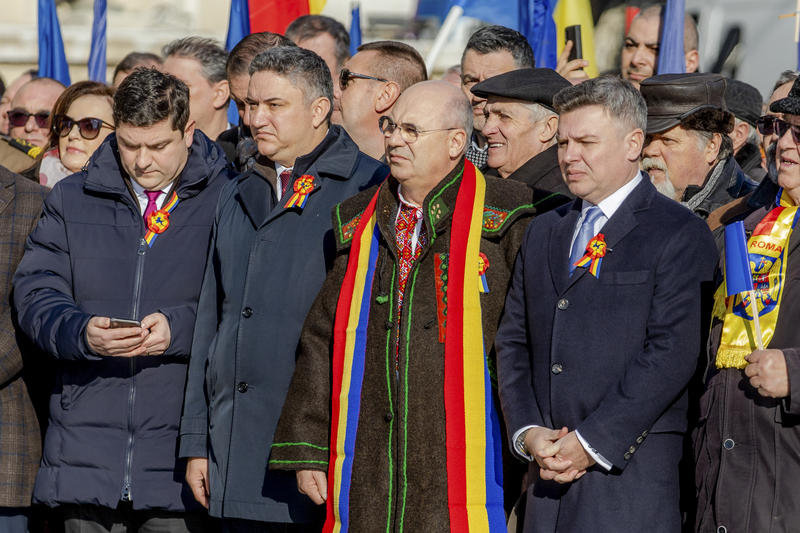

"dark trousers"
[220, 518, 321, 533]
[61, 503, 215, 533]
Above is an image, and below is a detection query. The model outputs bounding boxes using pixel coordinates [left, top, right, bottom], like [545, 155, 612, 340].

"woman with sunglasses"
[39, 81, 114, 188]
[694, 76, 800, 532]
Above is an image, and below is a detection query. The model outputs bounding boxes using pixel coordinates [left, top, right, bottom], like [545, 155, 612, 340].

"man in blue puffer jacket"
[13, 68, 232, 532]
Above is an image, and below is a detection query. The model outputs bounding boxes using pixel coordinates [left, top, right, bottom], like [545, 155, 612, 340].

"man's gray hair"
[162, 36, 228, 84]
[249, 46, 334, 122]
[773, 70, 799, 94]
[552, 76, 647, 133]
[453, 90, 474, 142]
[693, 129, 733, 162]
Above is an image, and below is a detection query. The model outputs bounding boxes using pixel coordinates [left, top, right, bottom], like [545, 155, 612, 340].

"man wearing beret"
[725, 78, 767, 183]
[640, 73, 756, 219]
[471, 68, 574, 213]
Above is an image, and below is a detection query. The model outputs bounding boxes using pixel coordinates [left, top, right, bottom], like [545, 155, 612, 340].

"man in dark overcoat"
[496, 76, 718, 533]
[179, 46, 387, 531]
[269, 81, 535, 532]
[0, 166, 46, 533]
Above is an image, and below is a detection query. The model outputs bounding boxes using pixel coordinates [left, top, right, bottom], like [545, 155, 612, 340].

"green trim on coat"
[272, 442, 329, 451]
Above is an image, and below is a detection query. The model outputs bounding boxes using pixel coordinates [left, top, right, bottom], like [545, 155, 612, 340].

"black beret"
[640, 73, 731, 133]
[770, 77, 800, 116]
[470, 68, 571, 112]
[724, 79, 763, 126]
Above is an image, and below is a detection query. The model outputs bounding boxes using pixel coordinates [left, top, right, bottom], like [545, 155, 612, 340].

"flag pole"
[747, 290, 765, 350]
[425, 5, 463, 77]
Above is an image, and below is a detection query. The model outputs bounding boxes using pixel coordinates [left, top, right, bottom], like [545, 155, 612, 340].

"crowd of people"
[0, 4, 796, 533]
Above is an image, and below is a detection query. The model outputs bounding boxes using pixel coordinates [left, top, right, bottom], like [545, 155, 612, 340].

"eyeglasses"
[339, 68, 388, 91]
[7, 109, 50, 129]
[757, 115, 800, 143]
[378, 116, 459, 143]
[53, 115, 114, 140]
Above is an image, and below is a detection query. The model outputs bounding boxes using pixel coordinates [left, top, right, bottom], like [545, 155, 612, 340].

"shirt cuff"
[575, 429, 612, 471]
[512, 425, 538, 461]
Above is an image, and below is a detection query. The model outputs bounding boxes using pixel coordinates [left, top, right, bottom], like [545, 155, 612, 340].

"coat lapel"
[238, 168, 275, 229]
[0, 171, 15, 217]
[550, 200, 581, 295]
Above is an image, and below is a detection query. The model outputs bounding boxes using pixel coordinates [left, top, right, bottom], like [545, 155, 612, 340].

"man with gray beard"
[640, 73, 756, 219]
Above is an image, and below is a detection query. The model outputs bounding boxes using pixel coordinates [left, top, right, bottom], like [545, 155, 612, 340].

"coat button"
[636, 436, 644, 444]
[241, 307, 253, 318]
[723, 438, 735, 450]
[237, 382, 248, 393]
[717, 526, 727, 533]
[551, 363, 563, 375]
[384, 412, 393, 422]
[557, 298, 569, 310]
[628, 445, 636, 453]
[385, 321, 394, 330]
[623, 452, 631, 460]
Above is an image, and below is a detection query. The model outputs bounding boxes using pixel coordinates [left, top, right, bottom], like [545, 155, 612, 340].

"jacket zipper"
[121, 237, 148, 502]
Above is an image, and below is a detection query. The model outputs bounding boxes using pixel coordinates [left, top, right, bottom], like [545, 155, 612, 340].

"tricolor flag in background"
[420, 0, 597, 76]
[656, 0, 686, 75]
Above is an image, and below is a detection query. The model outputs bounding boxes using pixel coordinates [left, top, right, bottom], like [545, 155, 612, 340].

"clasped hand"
[86, 312, 171, 357]
[524, 426, 596, 484]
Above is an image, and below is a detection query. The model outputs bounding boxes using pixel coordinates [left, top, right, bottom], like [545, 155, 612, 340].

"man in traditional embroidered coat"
[694, 76, 800, 533]
[496, 76, 717, 533]
[270, 80, 535, 532]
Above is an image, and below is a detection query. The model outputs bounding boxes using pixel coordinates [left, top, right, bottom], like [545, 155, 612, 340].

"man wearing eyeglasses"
[640, 73, 756, 219]
[337, 41, 427, 160]
[0, 77, 64, 173]
[270, 80, 535, 531]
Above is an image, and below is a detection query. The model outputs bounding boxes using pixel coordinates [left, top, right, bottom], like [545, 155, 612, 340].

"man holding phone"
[13, 68, 232, 532]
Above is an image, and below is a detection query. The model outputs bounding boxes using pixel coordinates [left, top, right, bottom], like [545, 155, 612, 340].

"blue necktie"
[569, 206, 604, 274]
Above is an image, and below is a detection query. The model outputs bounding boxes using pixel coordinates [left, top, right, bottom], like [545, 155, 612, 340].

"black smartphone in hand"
[565, 25, 583, 62]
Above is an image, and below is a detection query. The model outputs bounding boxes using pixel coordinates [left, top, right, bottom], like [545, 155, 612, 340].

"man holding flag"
[694, 75, 800, 533]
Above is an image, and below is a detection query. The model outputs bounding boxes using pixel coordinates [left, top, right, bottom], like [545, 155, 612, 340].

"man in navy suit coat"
[496, 76, 718, 532]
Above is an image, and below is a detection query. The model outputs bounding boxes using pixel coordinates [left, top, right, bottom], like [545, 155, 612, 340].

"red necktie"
[279, 169, 293, 198]
[394, 202, 427, 367]
[143, 190, 163, 224]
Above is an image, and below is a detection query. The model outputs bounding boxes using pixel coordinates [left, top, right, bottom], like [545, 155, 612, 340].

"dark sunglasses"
[53, 115, 114, 140]
[7, 109, 50, 129]
[756, 115, 800, 143]
[339, 68, 388, 91]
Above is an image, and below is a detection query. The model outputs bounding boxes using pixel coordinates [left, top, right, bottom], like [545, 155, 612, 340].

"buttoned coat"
[178, 126, 387, 524]
[496, 178, 718, 533]
[269, 160, 536, 532]
[0, 167, 46, 508]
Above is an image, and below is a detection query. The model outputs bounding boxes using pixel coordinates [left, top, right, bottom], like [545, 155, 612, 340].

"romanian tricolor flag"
[326, 161, 505, 532]
[227, 0, 327, 37]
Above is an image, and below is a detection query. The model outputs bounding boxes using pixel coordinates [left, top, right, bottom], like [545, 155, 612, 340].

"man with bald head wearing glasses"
[270, 80, 535, 531]
[338, 40, 427, 160]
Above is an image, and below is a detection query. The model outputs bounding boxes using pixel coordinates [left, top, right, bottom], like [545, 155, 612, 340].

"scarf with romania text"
[714, 188, 800, 368]
[324, 161, 505, 532]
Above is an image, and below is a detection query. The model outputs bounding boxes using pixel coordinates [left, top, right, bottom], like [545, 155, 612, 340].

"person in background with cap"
[471, 68, 574, 213]
[640, 73, 756, 219]
[693, 75, 800, 533]
[725, 79, 767, 183]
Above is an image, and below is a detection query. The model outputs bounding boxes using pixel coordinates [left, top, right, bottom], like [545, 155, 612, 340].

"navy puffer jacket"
[13, 130, 232, 511]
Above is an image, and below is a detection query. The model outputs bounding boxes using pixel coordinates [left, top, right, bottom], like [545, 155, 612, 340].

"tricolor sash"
[325, 161, 505, 532]
[144, 191, 179, 247]
[714, 188, 800, 368]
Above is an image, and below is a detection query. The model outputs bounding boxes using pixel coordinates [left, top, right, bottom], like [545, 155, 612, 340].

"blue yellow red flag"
[349, 4, 362, 55]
